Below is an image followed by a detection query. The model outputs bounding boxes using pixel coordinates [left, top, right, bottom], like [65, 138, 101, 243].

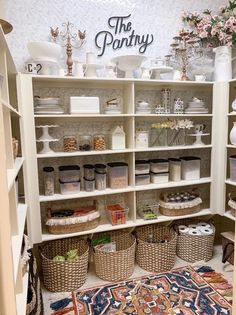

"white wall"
[5, 0, 227, 70]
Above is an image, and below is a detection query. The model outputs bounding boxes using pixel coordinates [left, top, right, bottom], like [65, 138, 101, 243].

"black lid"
[83, 177, 95, 182]
[168, 158, 181, 162]
[180, 156, 201, 161]
[149, 159, 169, 163]
[230, 155, 236, 159]
[94, 164, 106, 169]
[83, 164, 94, 169]
[150, 171, 169, 175]
[59, 165, 80, 171]
[107, 162, 128, 167]
[43, 166, 54, 172]
[135, 173, 150, 176]
[135, 160, 149, 164]
[59, 179, 80, 184]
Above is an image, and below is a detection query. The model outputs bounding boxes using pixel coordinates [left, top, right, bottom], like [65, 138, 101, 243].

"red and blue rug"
[49, 266, 232, 315]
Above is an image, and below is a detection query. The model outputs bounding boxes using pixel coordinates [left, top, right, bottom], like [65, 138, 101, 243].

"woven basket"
[228, 193, 236, 217]
[159, 190, 202, 216]
[40, 237, 89, 292]
[175, 220, 215, 263]
[46, 208, 100, 234]
[221, 232, 234, 265]
[93, 231, 136, 282]
[135, 225, 177, 273]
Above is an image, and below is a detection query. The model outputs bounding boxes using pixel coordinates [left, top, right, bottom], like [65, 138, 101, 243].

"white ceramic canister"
[169, 158, 181, 182]
[213, 46, 232, 82]
[135, 131, 149, 148]
[230, 122, 236, 145]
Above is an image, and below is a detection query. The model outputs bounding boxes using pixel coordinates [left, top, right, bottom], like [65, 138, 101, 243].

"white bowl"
[111, 55, 146, 77]
[27, 41, 61, 63]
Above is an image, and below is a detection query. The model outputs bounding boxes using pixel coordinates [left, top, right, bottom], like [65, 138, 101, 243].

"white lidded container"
[59, 180, 80, 194]
[230, 155, 236, 182]
[70, 96, 100, 114]
[169, 158, 181, 182]
[135, 131, 149, 148]
[149, 159, 169, 173]
[150, 172, 169, 184]
[135, 173, 150, 185]
[109, 126, 126, 150]
[107, 162, 128, 189]
[180, 156, 201, 180]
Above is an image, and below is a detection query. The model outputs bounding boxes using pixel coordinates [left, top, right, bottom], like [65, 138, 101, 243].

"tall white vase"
[230, 122, 236, 145]
[213, 46, 232, 82]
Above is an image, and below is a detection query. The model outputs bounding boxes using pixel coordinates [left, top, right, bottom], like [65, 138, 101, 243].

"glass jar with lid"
[43, 166, 55, 196]
[79, 135, 92, 151]
[94, 134, 106, 151]
[63, 135, 77, 152]
[104, 98, 121, 114]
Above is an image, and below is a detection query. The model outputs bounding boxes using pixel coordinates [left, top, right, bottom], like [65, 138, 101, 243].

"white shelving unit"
[0, 27, 28, 315]
[16, 73, 219, 245]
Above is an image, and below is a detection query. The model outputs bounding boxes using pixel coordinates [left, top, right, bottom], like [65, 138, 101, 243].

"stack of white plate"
[185, 99, 208, 114]
[34, 98, 64, 114]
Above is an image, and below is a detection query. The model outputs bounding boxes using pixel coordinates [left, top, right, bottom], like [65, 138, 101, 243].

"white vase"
[213, 46, 232, 82]
[230, 122, 236, 145]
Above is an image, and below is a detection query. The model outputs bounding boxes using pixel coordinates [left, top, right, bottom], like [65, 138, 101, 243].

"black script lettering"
[95, 31, 113, 56]
[108, 14, 132, 34]
[139, 34, 154, 53]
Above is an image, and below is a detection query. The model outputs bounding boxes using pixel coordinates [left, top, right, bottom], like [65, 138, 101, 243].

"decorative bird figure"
[50, 26, 59, 42]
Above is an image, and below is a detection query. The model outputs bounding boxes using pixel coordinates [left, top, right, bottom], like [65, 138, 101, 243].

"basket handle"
[228, 192, 232, 200]
[222, 242, 234, 263]
[132, 230, 139, 244]
[191, 187, 201, 197]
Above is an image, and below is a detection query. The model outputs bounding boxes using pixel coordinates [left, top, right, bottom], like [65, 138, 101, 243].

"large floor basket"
[175, 221, 215, 263]
[40, 237, 89, 292]
[93, 230, 136, 282]
[135, 225, 177, 272]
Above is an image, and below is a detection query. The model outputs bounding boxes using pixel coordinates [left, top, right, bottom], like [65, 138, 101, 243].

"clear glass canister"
[43, 166, 55, 196]
[63, 135, 77, 152]
[79, 135, 92, 151]
[84, 178, 95, 192]
[83, 164, 95, 180]
[95, 171, 107, 190]
[94, 134, 106, 150]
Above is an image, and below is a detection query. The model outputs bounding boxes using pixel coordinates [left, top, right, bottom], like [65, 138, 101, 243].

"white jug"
[74, 61, 86, 77]
[141, 67, 152, 79]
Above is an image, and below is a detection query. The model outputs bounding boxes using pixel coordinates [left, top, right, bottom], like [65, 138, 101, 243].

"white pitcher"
[74, 61, 86, 77]
[141, 67, 152, 79]
[213, 46, 232, 82]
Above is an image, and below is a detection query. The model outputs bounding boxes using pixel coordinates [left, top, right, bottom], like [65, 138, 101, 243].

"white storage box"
[150, 172, 169, 184]
[180, 156, 201, 180]
[70, 96, 100, 114]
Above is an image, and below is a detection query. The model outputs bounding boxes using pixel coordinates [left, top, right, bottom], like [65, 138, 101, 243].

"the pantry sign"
[95, 14, 154, 56]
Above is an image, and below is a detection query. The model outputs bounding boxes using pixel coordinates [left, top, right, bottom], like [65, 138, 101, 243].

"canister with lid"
[94, 164, 107, 174]
[59, 165, 80, 182]
[135, 160, 150, 175]
[180, 156, 201, 180]
[43, 166, 55, 196]
[169, 158, 181, 182]
[107, 162, 128, 189]
[83, 164, 95, 180]
[84, 178, 95, 192]
[149, 159, 169, 173]
[63, 135, 77, 152]
[95, 171, 107, 190]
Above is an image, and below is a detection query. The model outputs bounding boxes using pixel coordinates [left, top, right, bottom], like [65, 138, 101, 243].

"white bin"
[180, 156, 201, 180]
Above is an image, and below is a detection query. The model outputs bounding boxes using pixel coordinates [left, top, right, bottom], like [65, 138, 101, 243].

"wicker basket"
[175, 220, 215, 263]
[45, 208, 100, 234]
[135, 225, 177, 273]
[159, 191, 202, 216]
[40, 237, 89, 292]
[221, 232, 234, 265]
[93, 230, 136, 282]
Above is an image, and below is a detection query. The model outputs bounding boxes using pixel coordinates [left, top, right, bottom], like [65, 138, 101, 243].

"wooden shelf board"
[135, 208, 213, 227]
[135, 145, 212, 152]
[226, 179, 236, 186]
[135, 177, 212, 192]
[42, 208, 213, 242]
[37, 149, 133, 158]
[16, 269, 29, 315]
[1, 98, 20, 116]
[224, 210, 236, 221]
[12, 203, 27, 283]
[227, 145, 236, 148]
[7, 157, 24, 191]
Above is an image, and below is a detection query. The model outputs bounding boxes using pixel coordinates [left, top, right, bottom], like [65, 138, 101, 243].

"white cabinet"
[17, 75, 219, 244]
[0, 27, 28, 315]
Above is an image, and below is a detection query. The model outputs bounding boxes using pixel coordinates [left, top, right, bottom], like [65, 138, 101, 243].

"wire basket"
[93, 230, 136, 282]
[40, 237, 89, 292]
[135, 225, 177, 272]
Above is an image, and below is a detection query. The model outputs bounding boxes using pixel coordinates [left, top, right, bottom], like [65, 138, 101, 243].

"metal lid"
[107, 162, 128, 167]
[59, 165, 80, 171]
[180, 156, 201, 161]
[149, 159, 169, 163]
[135, 160, 149, 164]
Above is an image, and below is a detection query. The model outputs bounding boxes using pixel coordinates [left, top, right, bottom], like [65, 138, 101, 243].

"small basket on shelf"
[159, 189, 202, 216]
[228, 193, 236, 217]
[45, 201, 100, 234]
[106, 203, 129, 225]
[137, 202, 159, 220]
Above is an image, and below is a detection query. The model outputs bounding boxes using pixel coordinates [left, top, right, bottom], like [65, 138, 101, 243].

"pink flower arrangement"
[181, 0, 236, 47]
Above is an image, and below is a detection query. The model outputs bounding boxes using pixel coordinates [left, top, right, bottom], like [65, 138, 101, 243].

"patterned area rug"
[48, 266, 232, 315]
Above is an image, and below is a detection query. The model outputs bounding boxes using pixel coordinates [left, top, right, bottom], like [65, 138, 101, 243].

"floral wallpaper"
[5, 0, 228, 70]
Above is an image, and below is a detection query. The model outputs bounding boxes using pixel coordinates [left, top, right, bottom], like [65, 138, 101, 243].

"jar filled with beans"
[94, 134, 106, 151]
[63, 135, 77, 152]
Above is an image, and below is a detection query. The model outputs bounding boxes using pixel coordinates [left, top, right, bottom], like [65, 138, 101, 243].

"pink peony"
[181, 10, 188, 18]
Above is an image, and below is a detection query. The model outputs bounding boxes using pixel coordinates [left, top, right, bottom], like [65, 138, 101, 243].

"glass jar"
[63, 135, 77, 152]
[79, 135, 92, 151]
[43, 166, 55, 196]
[95, 171, 107, 190]
[84, 178, 95, 192]
[94, 134, 106, 151]
[95, 164, 107, 174]
[83, 164, 95, 180]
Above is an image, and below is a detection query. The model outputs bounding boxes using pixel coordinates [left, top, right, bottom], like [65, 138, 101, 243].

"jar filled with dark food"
[79, 135, 92, 151]
[43, 167, 55, 196]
